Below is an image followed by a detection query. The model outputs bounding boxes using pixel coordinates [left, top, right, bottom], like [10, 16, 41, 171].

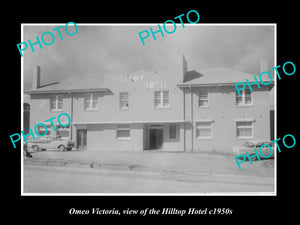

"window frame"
[37, 124, 51, 136]
[50, 95, 63, 112]
[198, 88, 209, 107]
[195, 121, 213, 139]
[56, 125, 70, 139]
[116, 124, 131, 140]
[236, 121, 254, 139]
[119, 92, 129, 110]
[84, 94, 99, 111]
[236, 88, 253, 106]
[154, 90, 170, 109]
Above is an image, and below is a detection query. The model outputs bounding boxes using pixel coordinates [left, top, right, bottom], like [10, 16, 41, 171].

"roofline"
[72, 120, 188, 125]
[177, 82, 237, 87]
[177, 81, 274, 88]
[24, 88, 111, 95]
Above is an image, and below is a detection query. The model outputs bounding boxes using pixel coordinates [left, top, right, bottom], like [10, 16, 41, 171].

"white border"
[21, 25, 24, 195]
[274, 23, 277, 196]
[21, 23, 277, 196]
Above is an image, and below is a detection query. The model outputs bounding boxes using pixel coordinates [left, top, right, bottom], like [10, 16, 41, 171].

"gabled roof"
[25, 69, 182, 94]
[178, 67, 273, 87]
[24, 67, 273, 94]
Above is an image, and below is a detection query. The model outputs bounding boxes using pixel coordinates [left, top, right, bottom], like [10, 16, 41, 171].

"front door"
[77, 129, 87, 149]
[149, 126, 163, 149]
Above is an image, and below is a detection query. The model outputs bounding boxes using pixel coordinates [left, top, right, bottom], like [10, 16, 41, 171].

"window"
[119, 92, 129, 110]
[169, 123, 177, 139]
[236, 121, 253, 139]
[154, 90, 170, 108]
[116, 124, 131, 139]
[236, 89, 252, 106]
[199, 89, 209, 107]
[196, 121, 212, 139]
[245, 89, 252, 104]
[50, 95, 63, 111]
[84, 94, 98, 110]
[236, 91, 243, 105]
[56, 125, 70, 139]
[37, 125, 51, 136]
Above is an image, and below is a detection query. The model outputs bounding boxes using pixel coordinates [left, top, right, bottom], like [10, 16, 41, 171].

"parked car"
[232, 140, 274, 160]
[27, 136, 75, 152]
[23, 143, 33, 157]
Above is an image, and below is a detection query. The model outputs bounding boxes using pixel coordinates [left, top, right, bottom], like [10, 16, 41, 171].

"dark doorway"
[149, 127, 163, 149]
[23, 103, 30, 134]
[77, 129, 87, 149]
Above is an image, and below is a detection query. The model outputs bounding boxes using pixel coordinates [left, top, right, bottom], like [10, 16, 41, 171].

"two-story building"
[25, 58, 274, 153]
[180, 65, 273, 153]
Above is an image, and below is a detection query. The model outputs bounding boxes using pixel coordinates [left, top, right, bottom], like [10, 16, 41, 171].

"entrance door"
[149, 125, 163, 149]
[77, 129, 87, 149]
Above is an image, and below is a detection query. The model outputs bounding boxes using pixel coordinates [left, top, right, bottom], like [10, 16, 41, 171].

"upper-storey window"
[154, 90, 170, 108]
[236, 88, 252, 106]
[119, 92, 129, 110]
[198, 89, 209, 107]
[84, 94, 98, 110]
[50, 95, 63, 111]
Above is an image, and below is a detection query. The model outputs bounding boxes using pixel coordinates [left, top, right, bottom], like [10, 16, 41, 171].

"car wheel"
[59, 145, 66, 151]
[32, 145, 39, 152]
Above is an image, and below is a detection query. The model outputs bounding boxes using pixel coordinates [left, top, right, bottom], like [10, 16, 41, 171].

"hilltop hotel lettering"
[114, 74, 167, 89]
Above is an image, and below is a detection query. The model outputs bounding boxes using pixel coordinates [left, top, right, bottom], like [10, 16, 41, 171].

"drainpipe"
[190, 85, 194, 152]
[68, 90, 74, 141]
[183, 88, 186, 152]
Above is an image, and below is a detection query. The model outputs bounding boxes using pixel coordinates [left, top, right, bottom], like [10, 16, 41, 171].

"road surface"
[23, 164, 274, 194]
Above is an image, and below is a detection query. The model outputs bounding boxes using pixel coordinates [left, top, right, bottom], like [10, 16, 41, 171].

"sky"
[23, 24, 275, 91]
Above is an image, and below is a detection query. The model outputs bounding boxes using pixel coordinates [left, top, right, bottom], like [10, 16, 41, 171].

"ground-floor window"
[116, 124, 131, 139]
[56, 125, 70, 139]
[236, 121, 253, 139]
[196, 121, 212, 139]
[36, 124, 51, 136]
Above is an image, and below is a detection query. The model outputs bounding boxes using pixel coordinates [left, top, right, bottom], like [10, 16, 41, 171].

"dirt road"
[23, 164, 274, 194]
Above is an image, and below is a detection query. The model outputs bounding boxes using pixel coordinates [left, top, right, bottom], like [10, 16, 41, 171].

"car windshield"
[44, 136, 54, 140]
[242, 142, 255, 148]
[256, 142, 264, 147]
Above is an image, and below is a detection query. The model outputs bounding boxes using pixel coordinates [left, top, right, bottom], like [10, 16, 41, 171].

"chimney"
[260, 58, 268, 73]
[183, 54, 188, 82]
[32, 65, 41, 89]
